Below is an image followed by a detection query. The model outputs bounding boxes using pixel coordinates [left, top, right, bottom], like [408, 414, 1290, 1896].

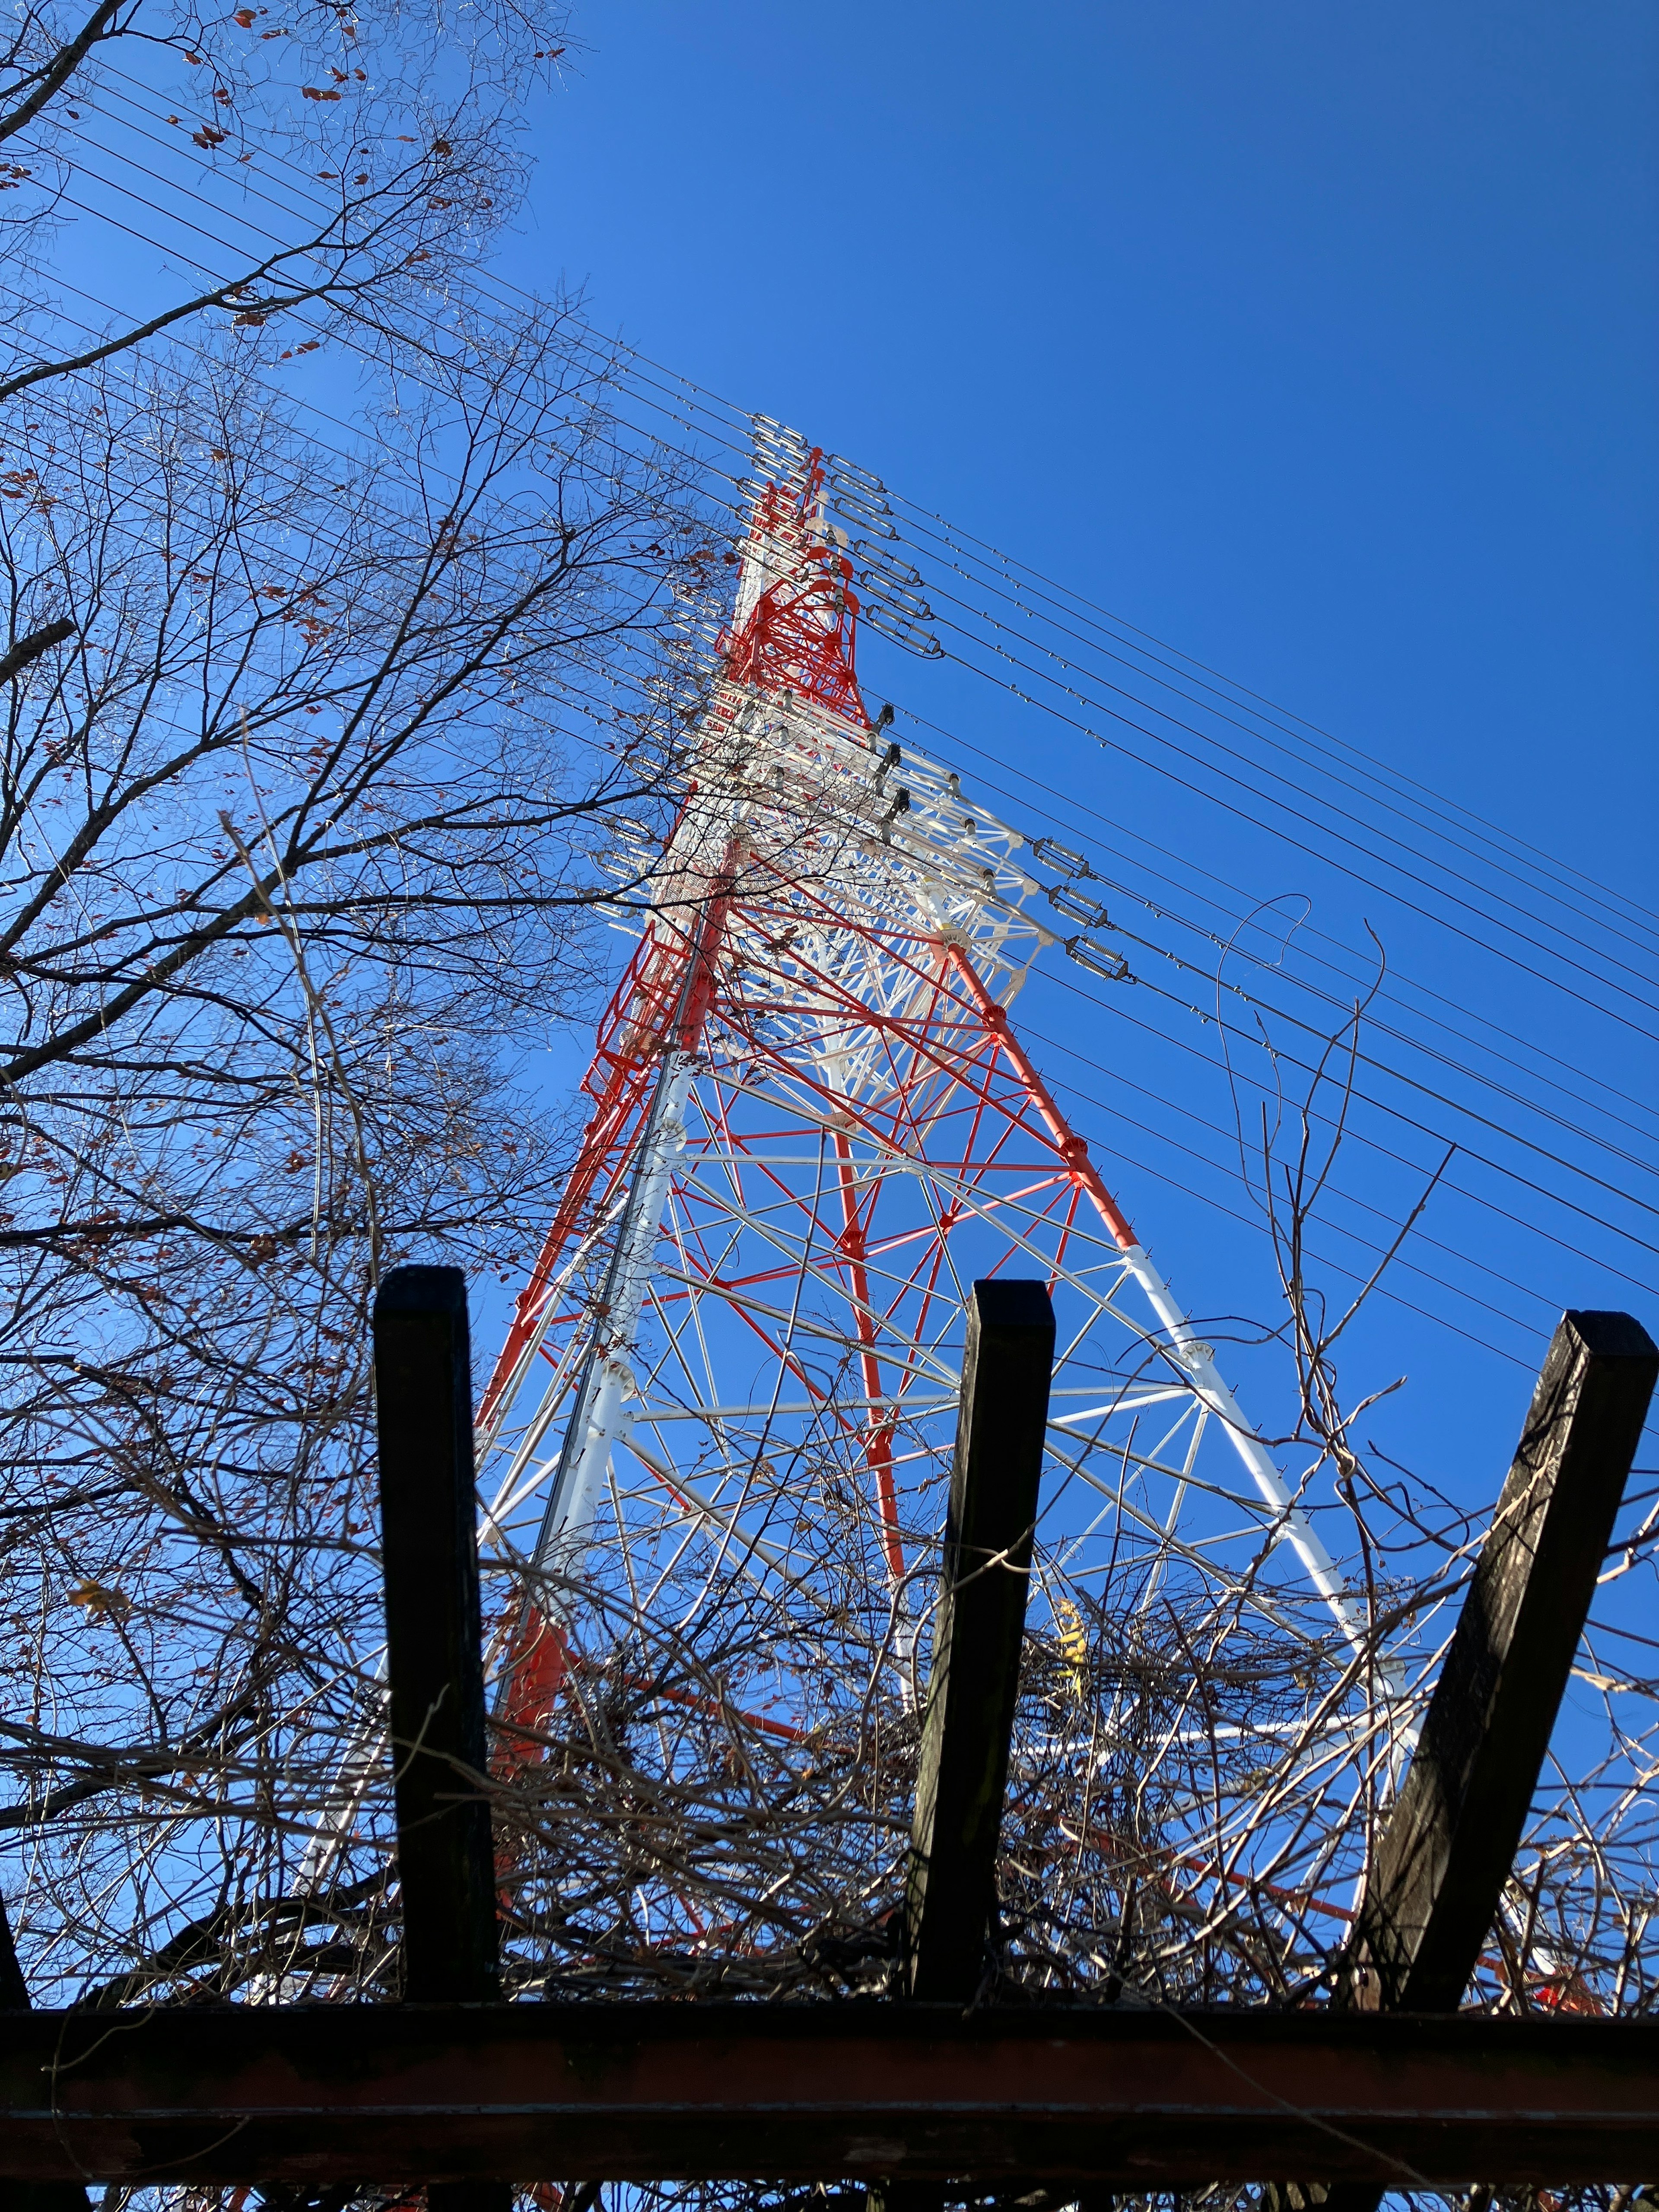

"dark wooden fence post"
[905, 1277, 1055, 2003]
[0, 1896, 91, 2212]
[1348, 1307, 1656, 2015]
[1284, 1308, 1658, 2212]
[374, 1265, 509, 2212]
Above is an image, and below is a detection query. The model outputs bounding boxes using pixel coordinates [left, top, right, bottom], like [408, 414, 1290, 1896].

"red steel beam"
[1, 2003, 1655, 2188]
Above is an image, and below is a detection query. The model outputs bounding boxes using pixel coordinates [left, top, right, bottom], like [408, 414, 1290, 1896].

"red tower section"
[718, 455, 870, 728]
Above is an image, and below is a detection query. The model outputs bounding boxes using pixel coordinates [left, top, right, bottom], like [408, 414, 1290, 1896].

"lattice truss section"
[473, 429, 1390, 1997]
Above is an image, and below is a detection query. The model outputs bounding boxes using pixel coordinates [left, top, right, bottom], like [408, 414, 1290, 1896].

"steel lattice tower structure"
[477, 423, 1368, 1786]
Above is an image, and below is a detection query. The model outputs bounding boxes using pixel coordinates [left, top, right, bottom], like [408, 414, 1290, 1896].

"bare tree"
[0, 0, 559, 397]
[0, 0, 740, 2013]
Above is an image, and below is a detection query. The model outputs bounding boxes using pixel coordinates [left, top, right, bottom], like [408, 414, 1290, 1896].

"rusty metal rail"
[1, 2002, 1656, 2188]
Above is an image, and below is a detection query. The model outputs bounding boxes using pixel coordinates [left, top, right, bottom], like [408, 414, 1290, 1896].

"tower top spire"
[720, 446, 870, 730]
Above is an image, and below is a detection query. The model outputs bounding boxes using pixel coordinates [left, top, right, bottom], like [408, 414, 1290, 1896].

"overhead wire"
[10, 261, 1654, 1309]
[12, 91, 1657, 1351]
[10, 270, 1654, 1336]
[926, 719, 1659, 1153]
[542, 336, 1659, 1004]
[876, 717, 1659, 1273]
[595, 337, 1659, 955]
[0, 347, 1634, 1380]
[44, 76, 1659, 1039]
[871, 472, 1659, 941]
[891, 650, 1659, 1237]
[910, 598, 1659, 1035]
[65, 60, 1659, 997]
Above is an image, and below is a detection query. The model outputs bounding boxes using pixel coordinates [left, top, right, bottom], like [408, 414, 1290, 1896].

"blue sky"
[515, 0, 1656, 891]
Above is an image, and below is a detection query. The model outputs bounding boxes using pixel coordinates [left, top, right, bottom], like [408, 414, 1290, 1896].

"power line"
[896, 694, 1659, 1146]
[59, 65, 1659, 981]
[11, 276, 1653, 1302]
[13, 112, 1656, 1348]
[6, 290, 1652, 1325]
[48, 86, 1659, 1053]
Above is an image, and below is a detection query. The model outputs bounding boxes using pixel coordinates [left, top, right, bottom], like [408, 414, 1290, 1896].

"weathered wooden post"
[374, 1265, 508, 2212]
[0, 1897, 91, 2212]
[905, 1277, 1055, 2002]
[1282, 1308, 1658, 2212]
[1348, 1308, 1656, 2015]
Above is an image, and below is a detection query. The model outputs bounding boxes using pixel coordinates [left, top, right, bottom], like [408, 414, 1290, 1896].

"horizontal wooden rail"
[1, 2003, 1655, 2188]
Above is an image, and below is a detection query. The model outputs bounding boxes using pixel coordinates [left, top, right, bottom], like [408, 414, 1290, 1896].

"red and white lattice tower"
[477, 424, 1367, 1778]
